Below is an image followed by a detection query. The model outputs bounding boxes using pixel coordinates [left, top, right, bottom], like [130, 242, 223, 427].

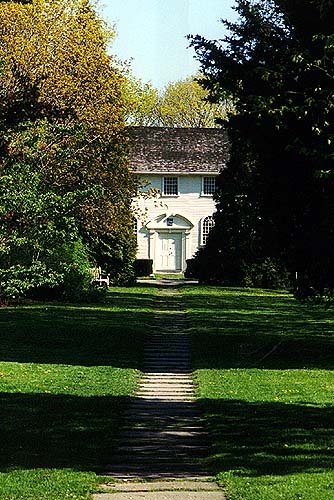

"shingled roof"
[129, 126, 229, 174]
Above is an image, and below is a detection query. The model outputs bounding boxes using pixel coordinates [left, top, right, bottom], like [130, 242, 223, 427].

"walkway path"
[96, 284, 226, 498]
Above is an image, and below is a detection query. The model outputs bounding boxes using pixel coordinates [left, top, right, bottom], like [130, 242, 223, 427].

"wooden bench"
[90, 267, 110, 287]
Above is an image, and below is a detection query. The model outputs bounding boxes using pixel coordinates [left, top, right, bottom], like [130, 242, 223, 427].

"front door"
[158, 232, 182, 271]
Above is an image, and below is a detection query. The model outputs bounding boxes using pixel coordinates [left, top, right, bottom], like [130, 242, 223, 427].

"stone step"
[128, 399, 198, 406]
[102, 473, 212, 481]
[118, 434, 207, 443]
[115, 439, 208, 448]
[120, 424, 205, 432]
[99, 480, 220, 492]
[146, 338, 189, 342]
[94, 491, 225, 499]
[144, 350, 190, 354]
[144, 349, 190, 353]
[137, 390, 194, 394]
[113, 446, 208, 463]
[141, 378, 193, 383]
[138, 382, 194, 387]
[144, 357, 190, 360]
[120, 430, 208, 439]
[142, 372, 192, 376]
[138, 382, 194, 386]
[104, 463, 208, 473]
[140, 382, 194, 387]
[124, 411, 200, 420]
[149, 334, 190, 338]
[144, 363, 190, 367]
[135, 392, 195, 396]
[130, 397, 196, 403]
[144, 361, 190, 364]
[108, 457, 206, 466]
[117, 446, 207, 454]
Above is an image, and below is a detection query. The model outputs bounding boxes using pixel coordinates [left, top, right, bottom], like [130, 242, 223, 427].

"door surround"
[145, 213, 193, 273]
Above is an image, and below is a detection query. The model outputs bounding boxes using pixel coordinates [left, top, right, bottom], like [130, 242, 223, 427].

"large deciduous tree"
[0, 0, 136, 300]
[157, 75, 231, 128]
[189, 0, 334, 294]
[125, 74, 231, 128]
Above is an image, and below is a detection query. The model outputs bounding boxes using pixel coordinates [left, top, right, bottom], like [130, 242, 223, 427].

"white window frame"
[162, 176, 179, 197]
[133, 217, 138, 243]
[201, 215, 215, 246]
[202, 176, 217, 196]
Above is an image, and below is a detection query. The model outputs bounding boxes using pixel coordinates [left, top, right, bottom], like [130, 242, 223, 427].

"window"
[163, 177, 178, 196]
[133, 217, 138, 234]
[203, 176, 216, 196]
[201, 216, 214, 245]
[133, 217, 138, 244]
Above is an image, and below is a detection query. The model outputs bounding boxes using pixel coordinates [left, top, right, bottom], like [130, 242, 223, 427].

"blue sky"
[100, 0, 237, 89]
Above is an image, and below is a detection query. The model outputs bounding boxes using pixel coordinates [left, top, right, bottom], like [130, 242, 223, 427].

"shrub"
[184, 259, 198, 279]
[241, 258, 291, 289]
[134, 259, 153, 277]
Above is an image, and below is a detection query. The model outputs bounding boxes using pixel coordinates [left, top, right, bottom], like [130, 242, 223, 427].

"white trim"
[200, 215, 215, 246]
[133, 170, 220, 176]
[201, 176, 217, 197]
[161, 176, 179, 197]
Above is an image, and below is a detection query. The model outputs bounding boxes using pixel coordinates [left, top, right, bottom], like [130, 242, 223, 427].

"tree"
[157, 75, 231, 128]
[0, 0, 136, 299]
[189, 0, 334, 293]
[124, 76, 160, 126]
[125, 74, 232, 128]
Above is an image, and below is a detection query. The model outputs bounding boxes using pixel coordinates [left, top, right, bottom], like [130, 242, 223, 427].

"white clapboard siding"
[133, 174, 216, 272]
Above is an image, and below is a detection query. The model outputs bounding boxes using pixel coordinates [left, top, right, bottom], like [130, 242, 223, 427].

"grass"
[0, 285, 157, 500]
[182, 286, 334, 500]
[3, 283, 334, 499]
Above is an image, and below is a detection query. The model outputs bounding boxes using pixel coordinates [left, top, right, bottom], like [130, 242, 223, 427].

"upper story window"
[202, 176, 217, 196]
[163, 176, 178, 196]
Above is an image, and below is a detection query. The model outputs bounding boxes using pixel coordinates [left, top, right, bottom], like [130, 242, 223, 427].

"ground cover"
[183, 286, 334, 500]
[0, 286, 156, 500]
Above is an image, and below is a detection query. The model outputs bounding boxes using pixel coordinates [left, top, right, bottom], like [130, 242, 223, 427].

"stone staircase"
[104, 289, 210, 479]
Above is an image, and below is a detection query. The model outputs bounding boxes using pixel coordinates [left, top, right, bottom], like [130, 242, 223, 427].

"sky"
[100, 0, 238, 89]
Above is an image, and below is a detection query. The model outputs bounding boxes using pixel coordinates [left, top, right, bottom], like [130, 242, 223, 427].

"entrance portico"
[145, 214, 193, 273]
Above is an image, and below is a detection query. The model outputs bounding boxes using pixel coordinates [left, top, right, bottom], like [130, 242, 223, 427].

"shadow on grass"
[185, 288, 334, 370]
[199, 398, 334, 477]
[0, 392, 130, 472]
[0, 302, 153, 368]
[1, 392, 333, 477]
[106, 288, 157, 310]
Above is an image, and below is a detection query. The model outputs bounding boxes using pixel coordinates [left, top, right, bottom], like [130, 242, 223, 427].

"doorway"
[157, 232, 182, 272]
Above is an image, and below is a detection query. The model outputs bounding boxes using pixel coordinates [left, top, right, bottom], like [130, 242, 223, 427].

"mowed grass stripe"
[0, 286, 157, 500]
[183, 286, 334, 500]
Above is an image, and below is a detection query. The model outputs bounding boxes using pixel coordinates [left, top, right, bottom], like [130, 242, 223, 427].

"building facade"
[130, 127, 229, 273]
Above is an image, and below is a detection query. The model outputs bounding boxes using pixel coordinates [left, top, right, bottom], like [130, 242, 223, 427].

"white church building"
[130, 127, 229, 274]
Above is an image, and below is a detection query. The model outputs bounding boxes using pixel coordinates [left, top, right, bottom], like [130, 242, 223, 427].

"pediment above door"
[146, 213, 193, 231]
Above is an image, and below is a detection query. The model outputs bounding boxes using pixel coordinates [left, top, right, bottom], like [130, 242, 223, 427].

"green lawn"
[183, 286, 334, 500]
[0, 286, 156, 500]
[2, 284, 334, 499]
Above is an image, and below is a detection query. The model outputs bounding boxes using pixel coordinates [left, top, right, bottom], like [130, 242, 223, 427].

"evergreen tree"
[189, 0, 334, 294]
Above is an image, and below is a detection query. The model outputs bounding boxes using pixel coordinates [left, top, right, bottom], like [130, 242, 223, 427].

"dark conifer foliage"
[189, 0, 334, 296]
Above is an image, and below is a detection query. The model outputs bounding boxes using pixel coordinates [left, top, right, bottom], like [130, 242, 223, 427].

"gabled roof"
[129, 126, 229, 174]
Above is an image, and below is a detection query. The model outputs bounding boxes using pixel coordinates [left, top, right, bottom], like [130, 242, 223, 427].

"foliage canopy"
[189, 0, 334, 295]
[0, 0, 136, 300]
[126, 75, 232, 128]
